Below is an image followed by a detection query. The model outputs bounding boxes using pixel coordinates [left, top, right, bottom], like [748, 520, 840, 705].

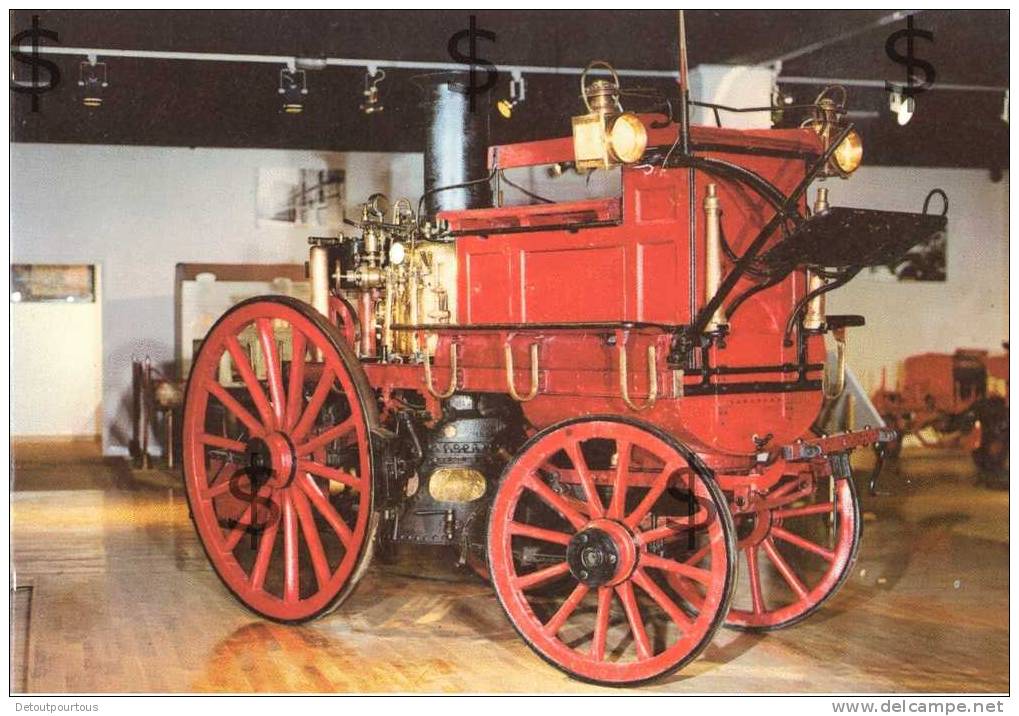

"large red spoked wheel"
[488, 416, 736, 686]
[669, 473, 860, 630]
[183, 296, 378, 623]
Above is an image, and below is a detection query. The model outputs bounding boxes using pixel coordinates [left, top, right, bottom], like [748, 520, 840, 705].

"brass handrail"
[505, 341, 540, 402]
[619, 341, 658, 411]
[423, 342, 460, 399]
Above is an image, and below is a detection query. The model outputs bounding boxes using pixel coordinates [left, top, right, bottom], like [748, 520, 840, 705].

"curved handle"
[580, 60, 620, 113]
[505, 342, 540, 402]
[619, 342, 658, 411]
[823, 331, 847, 400]
[423, 342, 459, 399]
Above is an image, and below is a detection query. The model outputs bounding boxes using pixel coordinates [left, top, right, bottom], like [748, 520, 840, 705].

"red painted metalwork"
[182, 297, 376, 622]
[487, 417, 736, 685]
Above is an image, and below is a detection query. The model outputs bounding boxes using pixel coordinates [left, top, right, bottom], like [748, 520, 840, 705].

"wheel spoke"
[285, 329, 308, 431]
[221, 484, 274, 552]
[205, 477, 234, 499]
[745, 547, 766, 614]
[762, 537, 808, 600]
[608, 440, 631, 519]
[641, 552, 713, 585]
[543, 582, 589, 636]
[200, 433, 246, 453]
[624, 462, 682, 530]
[773, 502, 834, 519]
[292, 485, 333, 589]
[248, 510, 279, 591]
[565, 441, 604, 518]
[512, 561, 571, 591]
[684, 542, 712, 566]
[508, 521, 572, 546]
[772, 525, 836, 562]
[636, 514, 706, 545]
[298, 459, 360, 491]
[282, 491, 299, 602]
[295, 418, 356, 457]
[296, 473, 353, 547]
[632, 567, 693, 631]
[291, 366, 334, 443]
[590, 587, 613, 661]
[523, 474, 587, 530]
[616, 580, 652, 660]
[224, 335, 275, 429]
[207, 382, 265, 437]
[256, 318, 286, 428]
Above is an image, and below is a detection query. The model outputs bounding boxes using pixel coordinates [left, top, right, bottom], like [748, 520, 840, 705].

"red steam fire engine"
[180, 57, 946, 684]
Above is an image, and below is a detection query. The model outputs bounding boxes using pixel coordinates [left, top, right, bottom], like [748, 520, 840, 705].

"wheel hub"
[246, 432, 296, 489]
[566, 519, 637, 587]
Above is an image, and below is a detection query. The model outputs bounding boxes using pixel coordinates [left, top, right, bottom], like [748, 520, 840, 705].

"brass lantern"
[572, 61, 648, 170]
[806, 87, 863, 178]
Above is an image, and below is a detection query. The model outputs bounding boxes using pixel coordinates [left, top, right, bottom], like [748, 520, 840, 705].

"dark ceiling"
[10, 10, 1010, 169]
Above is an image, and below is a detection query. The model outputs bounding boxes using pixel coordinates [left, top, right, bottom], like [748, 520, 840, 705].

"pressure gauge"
[388, 241, 406, 266]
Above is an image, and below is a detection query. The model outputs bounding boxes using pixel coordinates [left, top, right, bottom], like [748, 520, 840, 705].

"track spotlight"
[279, 68, 308, 114]
[888, 89, 914, 126]
[360, 68, 385, 115]
[497, 72, 526, 119]
[78, 59, 108, 108]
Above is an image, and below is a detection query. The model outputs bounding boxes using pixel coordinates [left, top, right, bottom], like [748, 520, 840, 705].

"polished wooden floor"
[11, 441, 1009, 693]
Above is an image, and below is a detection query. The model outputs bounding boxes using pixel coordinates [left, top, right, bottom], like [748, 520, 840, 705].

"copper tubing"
[359, 290, 376, 357]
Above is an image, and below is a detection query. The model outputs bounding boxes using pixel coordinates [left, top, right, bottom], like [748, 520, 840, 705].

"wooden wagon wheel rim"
[182, 296, 377, 623]
[488, 416, 736, 686]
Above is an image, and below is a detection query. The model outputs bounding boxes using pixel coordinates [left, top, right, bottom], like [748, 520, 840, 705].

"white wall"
[10, 143, 422, 454]
[11, 298, 103, 436]
[825, 167, 1009, 393]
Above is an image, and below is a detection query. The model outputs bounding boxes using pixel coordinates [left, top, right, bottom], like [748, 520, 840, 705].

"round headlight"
[608, 113, 648, 164]
[833, 130, 863, 175]
[388, 241, 406, 266]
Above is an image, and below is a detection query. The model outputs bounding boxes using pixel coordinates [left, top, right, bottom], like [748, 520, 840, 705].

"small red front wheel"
[182, 296, 378, 622]
[488, 416, 736, 686]
[670, 473, 861, 631]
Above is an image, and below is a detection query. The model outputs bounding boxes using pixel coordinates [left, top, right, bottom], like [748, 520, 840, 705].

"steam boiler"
[181, 58, 947, 684]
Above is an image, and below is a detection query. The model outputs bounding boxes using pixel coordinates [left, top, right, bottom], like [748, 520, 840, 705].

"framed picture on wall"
[256, 167, 346, 229]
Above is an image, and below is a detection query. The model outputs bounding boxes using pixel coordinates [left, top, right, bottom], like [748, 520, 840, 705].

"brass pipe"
[309, 245, 330, 318]
[805, 187, 830, 331]
[704, 184, 727, 332]
[505, 341, 540, 402]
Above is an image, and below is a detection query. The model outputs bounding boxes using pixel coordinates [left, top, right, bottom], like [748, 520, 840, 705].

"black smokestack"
[421, 73, 492, 216]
